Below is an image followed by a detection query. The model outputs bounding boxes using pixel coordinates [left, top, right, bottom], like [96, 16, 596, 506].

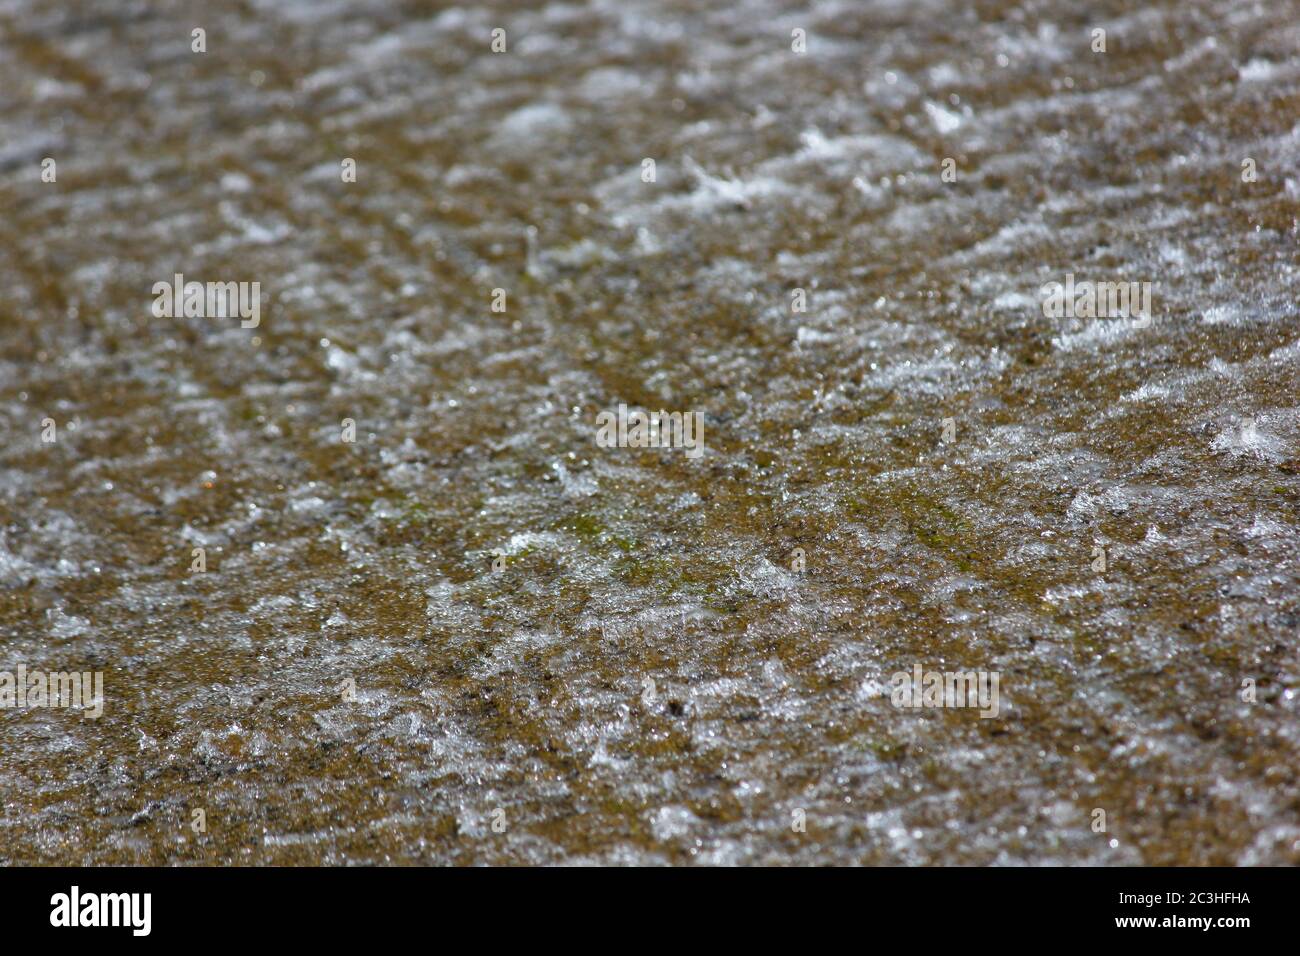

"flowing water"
[1, 0, 1298, 865]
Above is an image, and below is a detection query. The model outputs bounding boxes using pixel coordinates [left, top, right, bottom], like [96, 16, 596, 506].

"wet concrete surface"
[1, 0, 1298, 864]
